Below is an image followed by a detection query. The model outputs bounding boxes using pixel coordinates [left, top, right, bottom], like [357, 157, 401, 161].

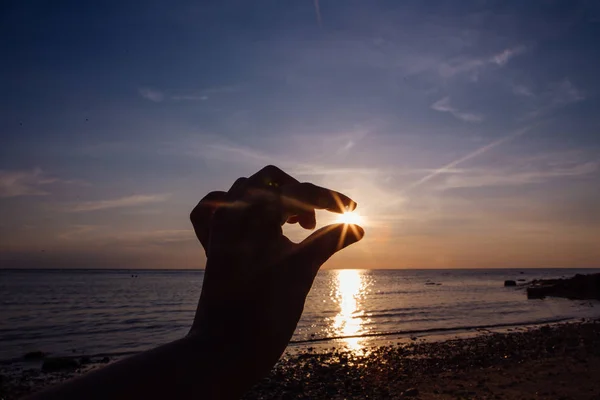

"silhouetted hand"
[27, 165, 363, 400]
[189, 165, 364, 397]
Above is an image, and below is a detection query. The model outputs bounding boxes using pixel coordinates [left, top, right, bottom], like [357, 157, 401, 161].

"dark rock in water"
[403, 387, 419, 397]
[100, 356, 110, 363]
[42, 357, 79, 372]
[425, 282, 436, 285]
[504, 280, 517, 287]
[23, 351, 46, 360]
[527, 273, 600, 300]
[517, 279, 526, 282]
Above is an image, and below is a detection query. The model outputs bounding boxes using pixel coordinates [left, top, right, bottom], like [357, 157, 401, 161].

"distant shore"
[2, 320, 599, 399]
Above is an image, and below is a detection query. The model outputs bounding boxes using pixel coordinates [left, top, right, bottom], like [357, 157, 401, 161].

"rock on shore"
[527, 273, 600, 300]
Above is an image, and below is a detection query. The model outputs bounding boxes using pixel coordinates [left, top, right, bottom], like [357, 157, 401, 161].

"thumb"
[296, 223, 365, 275]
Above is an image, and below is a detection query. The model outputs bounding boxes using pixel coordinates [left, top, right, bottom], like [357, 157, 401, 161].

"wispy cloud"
[512, 84, 535, 97]
[405, 128, 531, 191]
[440, 151, 599, 190]
[58, 225, 103, 240]
[171, 94, 209, 101]
[0, 169, 82, 198]
[550, 79, 585, 106]
[490, 46, 527, 66]
[525, 78, 586, 118]
[138, 87, 164, 102]
[140, 85, 241, 102]
[313, 0, 323, 28]
[431, 97, 484, 122]
[173, 85, 242, 101]
[107, 230, 195, 246]
[438, 58, 485, 78]
[57, 226, 195, 247]
[439, 46, 526, 78]
[68, 194, 170, 212]
[205, 143, 275, 164]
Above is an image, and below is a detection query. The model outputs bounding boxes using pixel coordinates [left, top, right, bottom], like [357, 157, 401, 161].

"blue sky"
[1, 0, 599, 269]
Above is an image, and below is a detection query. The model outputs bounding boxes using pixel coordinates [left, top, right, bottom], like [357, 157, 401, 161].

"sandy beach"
[2, 320, 598, 399]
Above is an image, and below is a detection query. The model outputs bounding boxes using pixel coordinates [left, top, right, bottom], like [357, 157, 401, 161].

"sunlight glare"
[334, 211, 363, 225]
[332, 269, 367, 352]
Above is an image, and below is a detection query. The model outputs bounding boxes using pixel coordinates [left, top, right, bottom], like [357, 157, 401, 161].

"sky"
[1, 0, 599, 269]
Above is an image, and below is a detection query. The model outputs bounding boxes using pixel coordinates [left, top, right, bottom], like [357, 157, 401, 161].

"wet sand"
[2, 321, 599, 399]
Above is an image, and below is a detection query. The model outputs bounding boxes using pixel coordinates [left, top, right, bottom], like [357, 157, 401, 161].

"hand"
[189, 165, 364, 397]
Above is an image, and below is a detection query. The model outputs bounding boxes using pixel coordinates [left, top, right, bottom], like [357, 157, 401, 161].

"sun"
[334, 211, 363, 225]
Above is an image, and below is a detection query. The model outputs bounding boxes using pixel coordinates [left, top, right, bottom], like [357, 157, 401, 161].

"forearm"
[27, 334, 241, 400]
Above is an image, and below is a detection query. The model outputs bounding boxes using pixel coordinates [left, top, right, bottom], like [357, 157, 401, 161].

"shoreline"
[2, 319, 599, 399]
[0, 315, 586, 366]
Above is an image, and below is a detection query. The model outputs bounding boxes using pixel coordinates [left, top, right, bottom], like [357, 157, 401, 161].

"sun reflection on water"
[332, 269, 369, 352]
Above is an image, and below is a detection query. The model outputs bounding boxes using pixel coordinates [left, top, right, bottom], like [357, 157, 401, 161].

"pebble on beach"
[2, 321, 600, 399]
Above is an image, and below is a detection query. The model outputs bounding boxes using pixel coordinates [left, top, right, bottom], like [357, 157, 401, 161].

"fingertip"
[344, 224, 365, 246]
[351, 224, 365, 239]
[336, 196, 357, 213]
[347, 200, 358, 212]
[299, 213, 317, 230]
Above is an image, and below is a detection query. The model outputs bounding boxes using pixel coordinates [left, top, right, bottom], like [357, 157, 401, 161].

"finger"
[280, 198, 316, 229]
[227, 177, 248, 199]
[298, 210, 316, 230]
[247, 166, 320, 227]
[190, 191, 228, 251]
[295, 223, 365, 277]
[248, 165, 299, 187]
[281, 183, 357, 214]
[287, 215, 299, 224]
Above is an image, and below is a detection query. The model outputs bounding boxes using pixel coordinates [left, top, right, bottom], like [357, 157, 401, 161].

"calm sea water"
[1, 268, 599, 361]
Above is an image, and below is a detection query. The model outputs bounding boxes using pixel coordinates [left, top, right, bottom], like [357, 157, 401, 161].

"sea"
[1, 268, 599, 362]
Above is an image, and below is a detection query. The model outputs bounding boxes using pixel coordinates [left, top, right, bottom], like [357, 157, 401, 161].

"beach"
[2, 320, 599, 399]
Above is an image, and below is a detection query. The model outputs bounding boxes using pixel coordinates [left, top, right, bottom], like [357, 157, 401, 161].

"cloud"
[489, 46, 527, 66]
[204, 143, 275, 164]
[551, 79, 585, 106]
[138, 87, 165, 102]
[0, 169, 58, 198]
[438, 58, 485, 78]
[313, 0, 323, 28]
[512, 84, 534, 97]
[439, 46, 526, 78]
[440, 152, 599, 190]
[171, 94, 209, 101]
[172, 85, 242, 101]
[431, 97, 484, 122]
[525, 79, 586, 118]
[68, 194, 170, 212]
[140, 85, 241, 103]
[58, 225, 102, 240]
[404, 128, 530, 192]
[112, 230, 195, 246]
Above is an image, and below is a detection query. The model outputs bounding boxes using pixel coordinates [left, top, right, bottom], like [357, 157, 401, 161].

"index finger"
[281, 183, 357, 214]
